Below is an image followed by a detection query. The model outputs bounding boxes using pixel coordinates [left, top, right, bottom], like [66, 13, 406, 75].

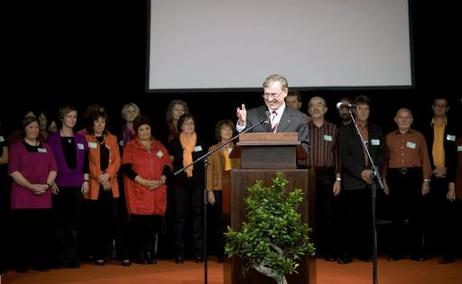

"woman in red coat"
[121, 116, 172, 264]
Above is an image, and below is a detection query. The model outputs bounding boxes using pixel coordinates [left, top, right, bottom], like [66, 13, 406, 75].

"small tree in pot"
[225, 173, 315, 284]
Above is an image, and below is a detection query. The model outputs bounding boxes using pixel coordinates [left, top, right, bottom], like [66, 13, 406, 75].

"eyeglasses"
[262, 89, 285, 100]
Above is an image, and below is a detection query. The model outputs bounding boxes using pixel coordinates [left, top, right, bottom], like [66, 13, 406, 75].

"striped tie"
[271, 111, 278, 132]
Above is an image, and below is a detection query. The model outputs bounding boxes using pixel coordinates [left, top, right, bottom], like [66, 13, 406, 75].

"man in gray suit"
[235, 74, 309, 152]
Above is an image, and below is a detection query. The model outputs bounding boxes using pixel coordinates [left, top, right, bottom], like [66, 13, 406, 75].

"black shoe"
[66, 260, 81, 268]
[121, 259, 131, 266]
[388, 254, 404, 261]
[137, 252, 148, 264]
[33, 263, 50, 272]
[95, 259, 106, 266]
[357, 255, 372, 262]
[194, 256, 204, 263]
[337, 255, 352, 264]
[146, 251, 157, 264]
[410, 254, 426, 261]
[217, 256, 224, 263]
[175, 256, 184, 264]
[16, 265, 28, 273]
[324, 255, 337, 262]
[438, 256, 455, 264]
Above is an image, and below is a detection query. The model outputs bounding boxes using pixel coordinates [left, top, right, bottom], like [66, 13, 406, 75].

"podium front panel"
[223, 169, 316, 284]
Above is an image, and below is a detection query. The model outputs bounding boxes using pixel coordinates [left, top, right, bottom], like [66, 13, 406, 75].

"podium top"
[237, 132, 300, 146]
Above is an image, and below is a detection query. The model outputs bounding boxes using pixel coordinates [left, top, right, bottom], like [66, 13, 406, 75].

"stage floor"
[2, 256, 461, 284]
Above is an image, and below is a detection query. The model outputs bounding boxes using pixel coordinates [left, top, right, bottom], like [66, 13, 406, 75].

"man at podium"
[235, 74, 309, 152]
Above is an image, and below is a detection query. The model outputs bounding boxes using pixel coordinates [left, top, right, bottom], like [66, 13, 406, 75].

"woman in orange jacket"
[83, 110, 121, 265]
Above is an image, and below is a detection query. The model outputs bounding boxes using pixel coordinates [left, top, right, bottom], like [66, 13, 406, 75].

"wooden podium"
[223, 132, 316, 284]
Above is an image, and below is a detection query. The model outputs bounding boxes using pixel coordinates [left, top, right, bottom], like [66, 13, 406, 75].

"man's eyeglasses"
[262, 89, 285, 100]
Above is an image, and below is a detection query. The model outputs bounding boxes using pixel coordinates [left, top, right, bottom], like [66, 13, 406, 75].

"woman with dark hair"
[206, 119, 235, 262]
[121, 115, 172, 264]
[8, 116, 57, 272]
[165, 100, 189, 143]
[169, 113, 206, 264]
[47, 105, 89, 268]
[84, 110, 121, 265]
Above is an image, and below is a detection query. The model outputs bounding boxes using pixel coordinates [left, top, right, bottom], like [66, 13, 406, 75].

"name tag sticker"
[323, 135, 333, 142]
[458, 146, 462, 152]
[446, 134, 456, 141]
[156, 150, 164, 158]
[406, 142, 416, 149]
[0, 136, 4, 142]
[88, 142, 97, 149]
[371, 139, 380, 146]
[37, 148, 47, 153]
[77, 143, 85, 150]
[194, 145, 203, 152]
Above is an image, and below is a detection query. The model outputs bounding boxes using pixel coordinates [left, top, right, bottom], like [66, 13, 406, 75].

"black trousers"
[88, 190, 116, 259]
[11, 209, 54, 269]
[337, 188, 373, 258]
[130, 214, 162, 259]
[173, 183, 204, 258]
[207, 190, 224, 259]
[387, 167, 429, 256]
[313, 167, 339, 257]
[53, 186, 82, 264]
[428, 177, 457, 257]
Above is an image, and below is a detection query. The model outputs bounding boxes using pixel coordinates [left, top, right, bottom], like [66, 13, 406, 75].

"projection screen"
[147, 0, 412, 90]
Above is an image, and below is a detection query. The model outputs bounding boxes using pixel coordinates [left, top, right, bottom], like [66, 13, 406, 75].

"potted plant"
[225, 173, 315, 284]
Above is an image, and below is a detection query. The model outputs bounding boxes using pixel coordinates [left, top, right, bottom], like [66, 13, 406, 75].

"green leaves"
[225, 173, 315, 280]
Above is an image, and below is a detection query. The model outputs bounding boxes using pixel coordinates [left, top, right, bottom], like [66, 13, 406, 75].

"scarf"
[179, 132, 197, 177]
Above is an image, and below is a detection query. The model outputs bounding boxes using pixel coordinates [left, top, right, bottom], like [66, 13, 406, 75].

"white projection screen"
[147, 0, 413, 90]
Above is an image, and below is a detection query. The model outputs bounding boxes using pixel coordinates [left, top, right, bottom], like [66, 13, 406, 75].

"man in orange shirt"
[383, 108, 432, 261]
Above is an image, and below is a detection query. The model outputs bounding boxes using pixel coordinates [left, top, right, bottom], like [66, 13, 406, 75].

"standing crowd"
[0, 77, 461, 275]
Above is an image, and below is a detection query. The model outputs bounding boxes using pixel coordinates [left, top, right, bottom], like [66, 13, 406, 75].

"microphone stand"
[347, 107, 384, 284]
[174, 116, 269, 284]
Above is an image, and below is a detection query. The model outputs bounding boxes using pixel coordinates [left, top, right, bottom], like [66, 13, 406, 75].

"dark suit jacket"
[338, 123, 385, 191]
[423, 120, 458, 183]
[242, 105, 309, 152]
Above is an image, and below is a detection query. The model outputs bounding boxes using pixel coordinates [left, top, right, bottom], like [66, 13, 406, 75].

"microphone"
[264, 110, 271, 124]
[336, 102, 356, 109]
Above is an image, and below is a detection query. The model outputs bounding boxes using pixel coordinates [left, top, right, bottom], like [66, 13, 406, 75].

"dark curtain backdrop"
[2, 0, 461, 145]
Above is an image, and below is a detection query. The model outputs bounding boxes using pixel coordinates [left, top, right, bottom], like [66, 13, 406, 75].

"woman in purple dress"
[9, 116, 57, 272]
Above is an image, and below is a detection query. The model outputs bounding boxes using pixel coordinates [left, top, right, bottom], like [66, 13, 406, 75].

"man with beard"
[337, 97, 353, 126]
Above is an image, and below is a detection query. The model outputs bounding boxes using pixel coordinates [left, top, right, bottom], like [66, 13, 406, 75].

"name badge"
[0, 136, 4, 142]
[77, 143, 85, 150]
[156, 150, 164, 158]
[88, 142, 98, 149]
[371, 139, 380, 146]
[323, 135, 333, 142]
[194, 145, 203, 152]
[446, 134, 456, 141]
[458, 146, 462, 152]
[406, 141, 416, 149]
[37, 148, 47, 153]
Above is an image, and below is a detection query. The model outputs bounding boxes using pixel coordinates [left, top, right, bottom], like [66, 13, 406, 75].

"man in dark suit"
[423, 97, 458, 264]
[337, 95, 385, 264]
[235, 74, 309, 151]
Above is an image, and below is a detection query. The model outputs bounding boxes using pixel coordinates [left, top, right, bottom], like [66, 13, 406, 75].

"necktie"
[271, 111, 278, 132]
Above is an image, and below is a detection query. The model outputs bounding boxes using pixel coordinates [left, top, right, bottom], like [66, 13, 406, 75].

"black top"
[168, 136, 207, 186]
